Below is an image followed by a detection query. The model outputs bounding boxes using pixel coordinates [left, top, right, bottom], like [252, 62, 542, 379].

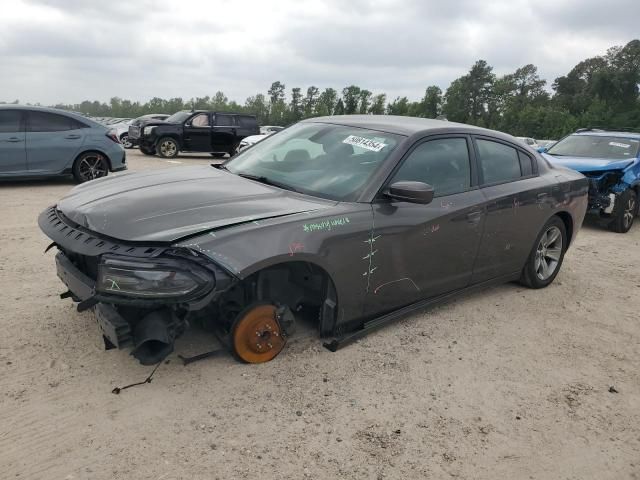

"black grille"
[38, 206, 168, 259]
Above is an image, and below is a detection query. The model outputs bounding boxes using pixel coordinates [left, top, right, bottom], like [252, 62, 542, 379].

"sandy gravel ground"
[1, 150, 639, 480]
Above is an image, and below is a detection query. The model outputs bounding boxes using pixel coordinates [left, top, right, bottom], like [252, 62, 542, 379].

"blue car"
[542, 129, 640, 233]
[0, 105, 126, 183]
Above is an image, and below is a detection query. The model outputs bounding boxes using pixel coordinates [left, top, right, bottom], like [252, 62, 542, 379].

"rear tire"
[519, 216, 567, 289]
[608, 189, 636, 233]
[72, 152, 109, 183]
[157, 137, 179, 158]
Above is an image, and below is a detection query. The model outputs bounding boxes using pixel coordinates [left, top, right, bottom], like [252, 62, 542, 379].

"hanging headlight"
[96, 256, 214, 299]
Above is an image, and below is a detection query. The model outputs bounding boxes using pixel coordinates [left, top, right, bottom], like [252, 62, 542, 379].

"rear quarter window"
[238, 116, 258, 127]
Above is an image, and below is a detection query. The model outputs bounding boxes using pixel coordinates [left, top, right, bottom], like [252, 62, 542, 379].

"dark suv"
[134, 110, 259, 158]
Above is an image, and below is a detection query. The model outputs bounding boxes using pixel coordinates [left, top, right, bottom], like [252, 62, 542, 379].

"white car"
[238, 134, 268, 151]
[238, 126, 285, 151]
[516, 137, 540, 149]
[260, 125, 284, 135]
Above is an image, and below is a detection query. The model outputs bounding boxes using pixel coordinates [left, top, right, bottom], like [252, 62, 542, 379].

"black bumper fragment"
[56, 251, 94, 301]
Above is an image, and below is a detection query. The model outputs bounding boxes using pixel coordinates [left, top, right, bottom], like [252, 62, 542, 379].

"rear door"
[26, 111, 87, 173]
[471, 136, 551, 283]
[182, 113, 212, 151]
[211, 114, 237, 152]
[0, 109, 27, 174]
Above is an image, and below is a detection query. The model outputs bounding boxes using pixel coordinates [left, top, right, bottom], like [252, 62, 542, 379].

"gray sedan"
[0, 105, 126, 182]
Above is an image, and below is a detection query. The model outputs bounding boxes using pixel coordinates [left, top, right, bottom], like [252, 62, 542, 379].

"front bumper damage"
[40, 206, 236, 365]
[585, 171, 627, 216]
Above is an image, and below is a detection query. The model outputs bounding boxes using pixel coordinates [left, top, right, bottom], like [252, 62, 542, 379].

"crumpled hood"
[57, 166, 334, 242]
[543, 153, 636, 172]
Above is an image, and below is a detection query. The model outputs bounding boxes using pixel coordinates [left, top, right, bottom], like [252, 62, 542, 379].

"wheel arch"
[239, 258, 340, 337]
[73, 149, 113, 172]
[554, 211, 574, 248]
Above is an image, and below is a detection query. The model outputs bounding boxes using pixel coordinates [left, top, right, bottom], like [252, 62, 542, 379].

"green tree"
[342, 85, 361, 114]
[369, 94, 386, 114]
[316, 88, 338, 116]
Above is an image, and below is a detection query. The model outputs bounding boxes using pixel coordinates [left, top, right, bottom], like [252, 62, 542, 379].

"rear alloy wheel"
[609, 189, 637, 233]
[231, 303, 286, 363]
[157, 137, 179, 158]
[520, 216, 567, 289]
[73, 152, 109, 183]
[120, 133, 133, 149]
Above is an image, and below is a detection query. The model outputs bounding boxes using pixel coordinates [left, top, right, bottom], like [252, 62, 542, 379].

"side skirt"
[323, 272, 521, 352]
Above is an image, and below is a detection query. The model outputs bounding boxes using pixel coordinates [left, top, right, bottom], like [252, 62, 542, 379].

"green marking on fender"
[303, 216, 350, 233]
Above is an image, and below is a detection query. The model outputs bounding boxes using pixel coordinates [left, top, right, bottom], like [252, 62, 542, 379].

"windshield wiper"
[235, 172, 300, 193]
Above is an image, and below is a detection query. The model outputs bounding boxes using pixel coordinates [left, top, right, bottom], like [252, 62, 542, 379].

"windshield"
[548, 135, 640, 160]
[225, 122, 403, 201]
[165, 111, 192, 124]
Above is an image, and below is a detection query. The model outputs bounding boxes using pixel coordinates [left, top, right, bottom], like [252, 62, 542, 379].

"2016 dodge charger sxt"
[39, 116, 588, 365]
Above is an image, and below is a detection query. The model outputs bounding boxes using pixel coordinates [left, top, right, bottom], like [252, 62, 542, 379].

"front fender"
[175, 204, 374, 323]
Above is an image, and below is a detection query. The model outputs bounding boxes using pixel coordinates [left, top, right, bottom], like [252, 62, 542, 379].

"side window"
[215, 115, 233, 126]
[28, 112, 76, 132]
[518, 151, 534, 177]
[476, 139, 522, 185]
[190, 113, 210, 127]
[0, 110, 23, 133]
[390, 138, 471, 197]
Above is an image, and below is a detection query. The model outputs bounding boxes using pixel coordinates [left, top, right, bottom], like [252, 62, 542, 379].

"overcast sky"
[1, 0, 638, 105]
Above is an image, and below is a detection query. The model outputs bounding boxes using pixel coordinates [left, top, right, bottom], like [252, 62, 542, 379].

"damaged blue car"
[542, 129, 640, 233]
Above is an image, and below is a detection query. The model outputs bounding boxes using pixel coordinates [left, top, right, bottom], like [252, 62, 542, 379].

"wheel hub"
[232, 304, 286, 363]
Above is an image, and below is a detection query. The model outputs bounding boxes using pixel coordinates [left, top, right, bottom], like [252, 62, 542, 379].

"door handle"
[5, 137, 22, 143]
[65, 134, 81, 139]
[537, 192, 548, 199]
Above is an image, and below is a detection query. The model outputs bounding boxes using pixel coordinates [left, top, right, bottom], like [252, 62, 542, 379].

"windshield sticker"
[303, 216, 350, 233]
[343, 135, 387, 152]
[609, 142, 631, 149]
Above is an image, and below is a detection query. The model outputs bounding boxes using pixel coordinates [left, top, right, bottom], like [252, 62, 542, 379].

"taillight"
[106, 130, 120, 143]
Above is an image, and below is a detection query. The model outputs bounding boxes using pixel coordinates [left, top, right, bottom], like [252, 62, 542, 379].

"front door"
[26, 111, 86, 173]
[182, 113, 212, 152]
[365, 136, 485, 315]
[0, 109, 26, 174]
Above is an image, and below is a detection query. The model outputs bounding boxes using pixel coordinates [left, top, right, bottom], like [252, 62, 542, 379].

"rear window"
[476, 139, 522, 185]
[215, 115, 234, 126]
[548, 135, 640, 160]
[28, 111, 87, 132]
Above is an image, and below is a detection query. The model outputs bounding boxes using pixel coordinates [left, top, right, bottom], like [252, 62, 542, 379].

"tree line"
[8, 39, 639, 140]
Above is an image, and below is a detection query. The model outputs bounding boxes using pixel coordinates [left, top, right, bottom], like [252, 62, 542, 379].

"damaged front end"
[40, 206, 236, 365]
[584, 170, 627, 215]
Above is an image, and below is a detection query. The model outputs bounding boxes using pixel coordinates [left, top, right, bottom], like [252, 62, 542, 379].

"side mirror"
[537, 146, 547, 153]
[385, 181, 434, 205]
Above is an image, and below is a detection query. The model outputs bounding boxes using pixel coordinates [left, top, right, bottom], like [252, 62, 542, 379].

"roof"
[304, 114, 501, 137]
